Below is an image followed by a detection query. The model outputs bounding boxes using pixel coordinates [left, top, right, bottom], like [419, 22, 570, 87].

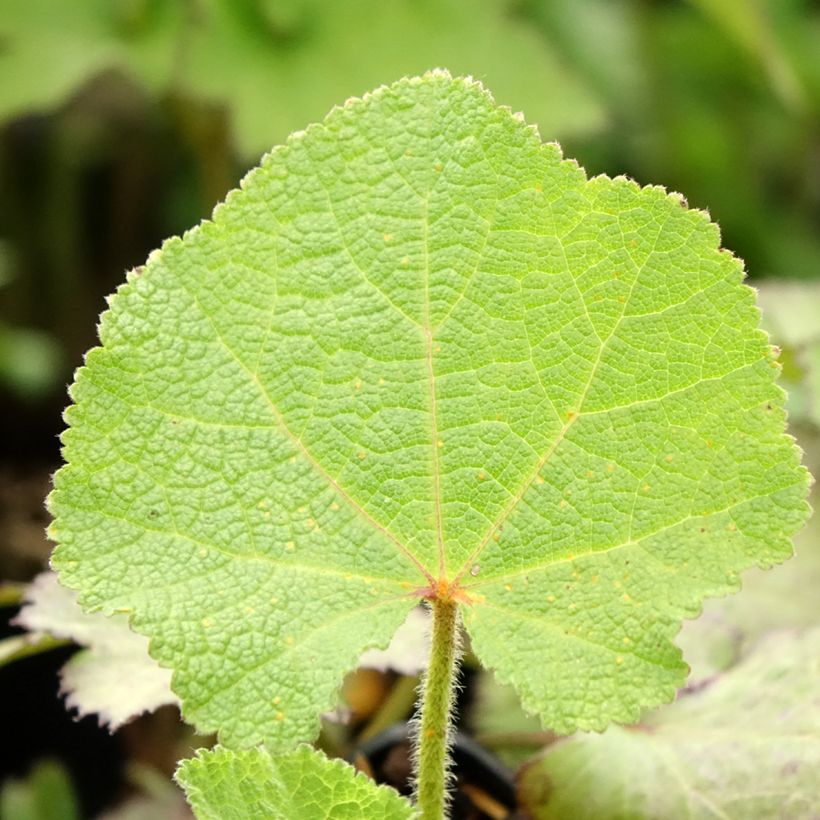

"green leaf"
[0, 1, 603, 158]
[757, 280, 820, 426]
[50, 72, 808, 748]
[1, 761, 80, 820]
[518, 627, 820, 819]
[16, 572, 176, 728]
[176, 746, 416, 820]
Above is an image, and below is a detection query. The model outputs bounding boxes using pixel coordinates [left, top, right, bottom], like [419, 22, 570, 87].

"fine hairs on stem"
[412, 598, 463, 819]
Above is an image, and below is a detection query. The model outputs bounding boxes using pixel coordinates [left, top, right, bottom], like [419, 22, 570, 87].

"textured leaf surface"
[50, 72, 808, 747]
[177, 746, 415, 820]
[16, 572, 176, 728]
[519, 628, 820, 819]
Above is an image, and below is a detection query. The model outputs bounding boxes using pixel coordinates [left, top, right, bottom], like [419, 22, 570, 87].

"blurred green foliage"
[0, 1, 818, 394]
[0, 760, 80, 820]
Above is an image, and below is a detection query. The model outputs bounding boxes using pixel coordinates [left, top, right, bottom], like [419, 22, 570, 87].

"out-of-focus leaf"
[756, 280, 820, 426]
[471, 673, 545, 768]
[15, 572, 177, 729]
[519, 628, 820, 820]
[0, 323, 62, 398]
[359, 606, 430, 676]
[0, 760, 80, 820]
[0, 0, 604, 158]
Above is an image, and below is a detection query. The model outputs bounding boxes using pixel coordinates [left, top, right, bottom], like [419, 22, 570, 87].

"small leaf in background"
[15, 572, 177, 729]
[50, 72, 808, 751]
[176, 745, 417, 820]
[359, 606, 430, 676]
[757, 280, 820, 427]
[518, 627, 820, 820]
[0, 760, 80, 820]
[0, 0, 604, 159]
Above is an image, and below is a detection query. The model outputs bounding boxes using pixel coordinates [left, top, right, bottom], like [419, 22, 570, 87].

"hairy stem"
[415, 598, 460, 819]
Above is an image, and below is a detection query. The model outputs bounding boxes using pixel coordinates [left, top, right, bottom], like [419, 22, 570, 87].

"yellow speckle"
[201, 617, 212, 628]
[665, 454, 674, 463]
[478, 471, 486, 481]
[276, 711, 285, 721]
[113, 607, 132, 615]
[354, 380, 362, 390]
[566, 411, 576, 421]
[270, 596, 279, 604]
[622, 593, 631, 603]
[504, 584, 512, 591]
[400, 256, 409, 267]
[568, 602, 577, 610]
[607, 463, 615, 473]
[358, 451, 366, 460]
[622, 637, 631, 645]
[258, 500, 268, 509]
[273, 696, 281, 705]
[307, 517, 317, 529]
[405, 148, 413, 157]
[535, 182, 543, 192]
[437, 439, 443, 448]
[198, 547, 208, 558]
[435, 345, 442, 353]
[330, 502, 340, 511]
[245, 606, 255, 615]
[492, 532, 500, 542]
[547, 594, 556, 603]
[617, 295, 625, 303]
[705, 439, 713, 448]
[535, 475, 545, 485]
[286, 540, 296, 551]
[400, 581, 413, 589]
[613, 580, 622, 589]
[285, 636, 294, 645]
[434, 162, 443, 172]
[643, 484, 650, 492]
[378, 377, 386, 385]
[298, 505, 306, 513]
[586, 470, 593, 478]
[383, 233, 392, 243]
[613, 270, 622, 279]
[615, 656, 623, 665]
[728, 522, 737, 531]
[559, 499, 567, 508]
[591, 575, 599, 583]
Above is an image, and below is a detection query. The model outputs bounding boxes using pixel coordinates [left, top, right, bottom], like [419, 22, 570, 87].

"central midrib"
[421, 191, 447, 581]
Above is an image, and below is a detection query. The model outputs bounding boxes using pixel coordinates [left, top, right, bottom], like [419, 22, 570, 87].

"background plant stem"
[415, 598, 460, 819]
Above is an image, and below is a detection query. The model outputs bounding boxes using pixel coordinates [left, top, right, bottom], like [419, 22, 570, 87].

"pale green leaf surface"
[51, 73, 808, 748]
[677, 429, 820, 682]
[519, 627, 820, 819]
[16, 572, 176, 728]
[176, 746, 416, 820]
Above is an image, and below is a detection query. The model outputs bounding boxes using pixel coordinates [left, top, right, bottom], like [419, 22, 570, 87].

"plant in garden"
[47, 72, 809, 818]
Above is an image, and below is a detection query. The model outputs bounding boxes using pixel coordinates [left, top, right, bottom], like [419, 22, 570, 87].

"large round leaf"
[50, 72, 809, 747]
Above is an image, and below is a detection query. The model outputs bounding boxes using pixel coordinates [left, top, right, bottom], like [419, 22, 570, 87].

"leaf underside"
[50, 71, 809, 748]
[177, 746, 416, 820]
[519, 627, 820, 819]
[16, 572, 176, 728]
